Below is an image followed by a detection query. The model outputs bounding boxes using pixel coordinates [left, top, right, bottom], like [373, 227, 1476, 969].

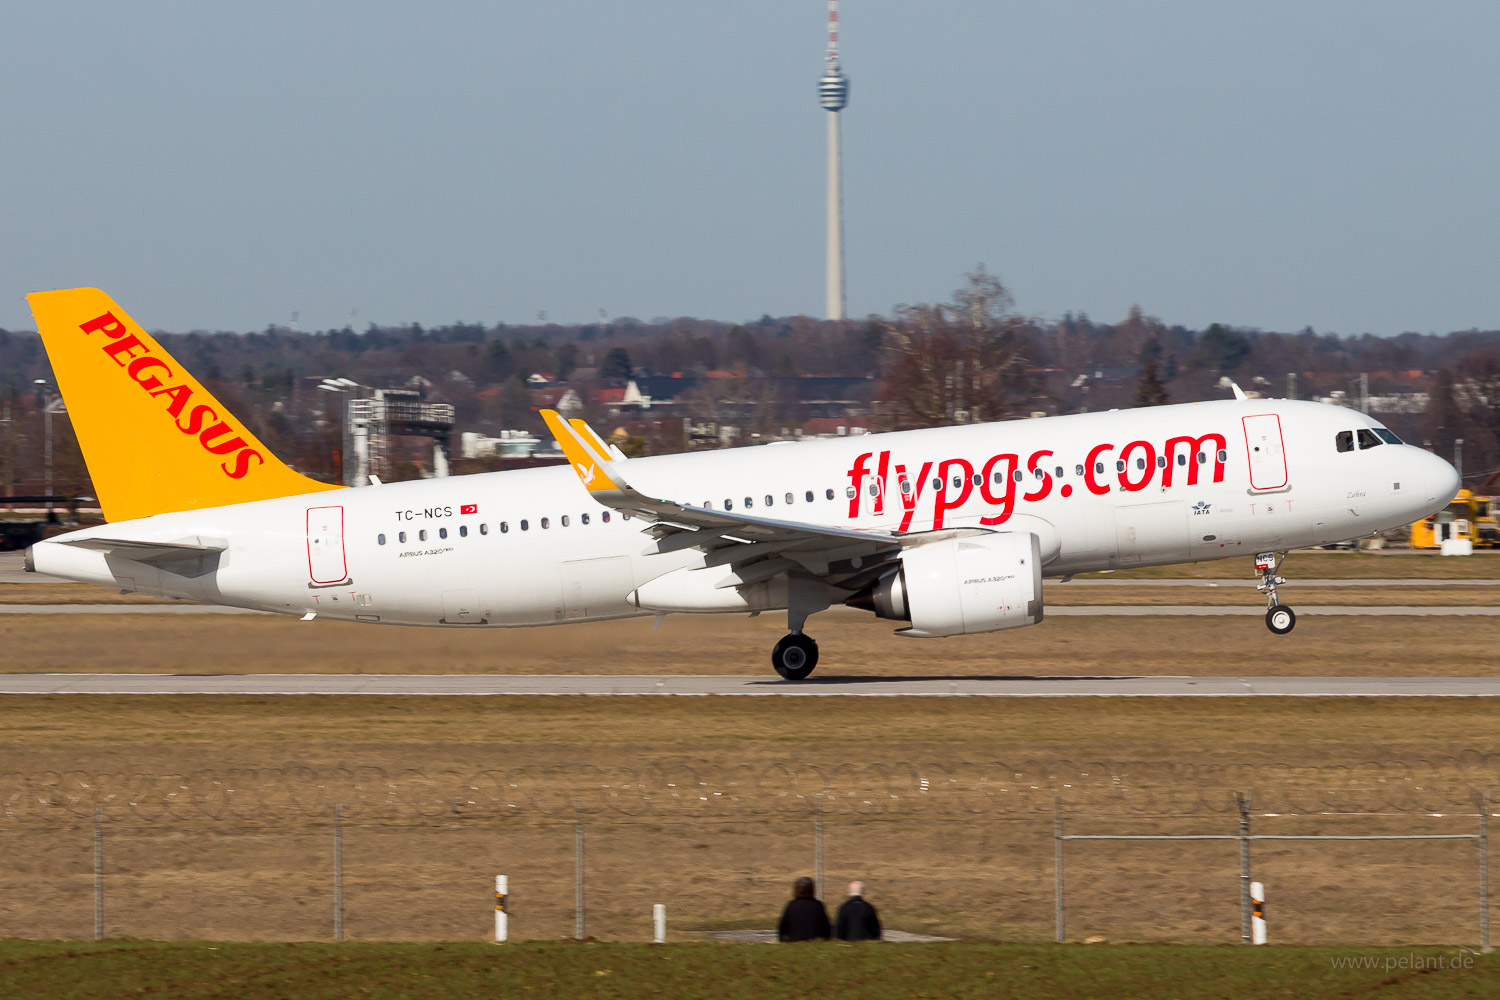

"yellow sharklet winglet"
[541, 409, 620, 492]
[26, 288, 340, 522]
[569, 418, 618, 461]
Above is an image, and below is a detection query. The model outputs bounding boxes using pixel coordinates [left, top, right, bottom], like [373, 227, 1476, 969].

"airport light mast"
[820, 0, 850, 321]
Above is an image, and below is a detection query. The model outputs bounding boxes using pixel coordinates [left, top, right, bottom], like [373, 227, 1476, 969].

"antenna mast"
[819, 0, 850, 320]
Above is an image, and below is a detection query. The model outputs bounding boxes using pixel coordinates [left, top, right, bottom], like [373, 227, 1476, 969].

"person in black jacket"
[777, 876, 831, 942]
[835, 880, 882, 941]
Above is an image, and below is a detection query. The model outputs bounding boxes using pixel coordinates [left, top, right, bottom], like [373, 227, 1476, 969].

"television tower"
[819, 0, 850, 320]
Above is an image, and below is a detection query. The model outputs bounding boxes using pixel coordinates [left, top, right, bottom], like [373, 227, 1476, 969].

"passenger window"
[786, 492, 794, 504]
[399, 531, 407, 543]
[1197, 452, 1206, 464]
[602, 512, 611, 523]
[439, 527, 448, 539]
[500, 522, 508, 534]
[825, 489, 835, 500]
[725, 499, 733, 510]
[1357, 429, 1381, 450]
[704, 501, 713, 509]
[479, 523, 488, 536]
[582, 513, 590, 525]
[867, 482, 878, 496]
[1035, 468, 1044, 480]
[1155, 456, 1165, 469]
[1012, 470, 1023, 483]
[1335, 431, 1354, 453]
[1177, 454, 1186, 466]
[931, 478, 941, 490]
[993, 471, 1004, 483]
[460, 525, 468, 537]
[1136, 458, 1146, 470]
[378, 533, 386, 545]
[1217, 449, 1228, 462]
[846, 486, 857, 499]
[419, 529, 427, 542]
[561, 515, 570, 527]
[623, 514, 632, 520]
[971, 473, 982, 486]
[1055, 466, 1064, 478]
[520, 520, 529, 531]
[952, 476, 962, 488]
[1116, 460, 1126, 472]
[744, 497, 753, 508]
[541, 517, 550, 528]
[765, 495, 773, 506]
[805, 491, 814, 502]
[900, 479, 912, 495]
[1095, 462, 1103, 475]
[1075, 465, 1084, 476]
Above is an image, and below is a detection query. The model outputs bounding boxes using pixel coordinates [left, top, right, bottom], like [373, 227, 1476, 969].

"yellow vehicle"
[1411, 490, 1500, 548]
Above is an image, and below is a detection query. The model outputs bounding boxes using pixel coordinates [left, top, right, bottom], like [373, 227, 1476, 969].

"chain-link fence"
[2, 760, 1496, 945]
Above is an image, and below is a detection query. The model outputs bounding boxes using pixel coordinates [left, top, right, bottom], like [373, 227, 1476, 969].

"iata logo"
[79, 312, 265, 480]
[1192, 501, 1212, 516]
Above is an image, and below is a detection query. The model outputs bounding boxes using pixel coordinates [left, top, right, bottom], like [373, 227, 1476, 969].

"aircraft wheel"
[1265, 605, 1296, 635]
[772, 633, 819, 680]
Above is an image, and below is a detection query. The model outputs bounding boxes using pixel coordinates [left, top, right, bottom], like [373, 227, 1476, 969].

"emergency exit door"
[1242, 414, 1289, 492]
[306, 505, 349, 585]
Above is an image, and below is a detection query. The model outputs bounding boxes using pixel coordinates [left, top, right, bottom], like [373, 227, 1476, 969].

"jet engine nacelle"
[850, 531, 1043, 638]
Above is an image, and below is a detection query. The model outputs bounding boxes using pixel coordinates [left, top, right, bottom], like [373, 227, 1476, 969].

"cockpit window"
[1357, 429, 1382, 450]
[1373, 428, 1402, 444]
[1335, 430, 1354, 453]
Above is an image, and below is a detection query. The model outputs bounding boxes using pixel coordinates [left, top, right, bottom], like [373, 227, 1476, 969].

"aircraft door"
[560, 556, 636, 620]
[1242, 414, 1289, 492]
[441, 589, 485, 624]
[306, 505, 349, 586]
[1115, 501, 1189, 565]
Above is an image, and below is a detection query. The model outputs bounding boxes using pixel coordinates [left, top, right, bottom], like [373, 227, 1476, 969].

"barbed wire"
[2, 756, 1497, 824]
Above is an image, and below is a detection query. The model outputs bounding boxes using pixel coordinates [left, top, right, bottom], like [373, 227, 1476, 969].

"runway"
[1, 603, 1496, 617]
[2, 672, 1498, 696]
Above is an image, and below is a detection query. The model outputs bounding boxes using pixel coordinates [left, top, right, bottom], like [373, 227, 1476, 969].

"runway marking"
[2, 674, 1498, 697]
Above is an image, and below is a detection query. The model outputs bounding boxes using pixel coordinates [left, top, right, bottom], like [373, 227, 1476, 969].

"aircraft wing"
[540, 410, 908, 588]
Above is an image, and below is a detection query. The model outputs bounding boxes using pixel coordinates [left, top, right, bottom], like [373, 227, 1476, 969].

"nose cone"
[1418, 449, 1461, 506]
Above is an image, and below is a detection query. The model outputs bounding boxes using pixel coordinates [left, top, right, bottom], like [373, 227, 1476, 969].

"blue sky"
[3, 1, 1497, 335]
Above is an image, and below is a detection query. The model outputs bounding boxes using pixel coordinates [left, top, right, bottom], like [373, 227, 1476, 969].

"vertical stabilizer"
[27, 288, 339, 521]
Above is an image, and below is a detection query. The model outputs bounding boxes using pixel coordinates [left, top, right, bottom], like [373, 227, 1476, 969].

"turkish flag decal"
[460, 504, 478, 515]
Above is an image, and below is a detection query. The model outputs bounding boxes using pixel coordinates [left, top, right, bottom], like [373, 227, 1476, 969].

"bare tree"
[877, 266, 1027, 430]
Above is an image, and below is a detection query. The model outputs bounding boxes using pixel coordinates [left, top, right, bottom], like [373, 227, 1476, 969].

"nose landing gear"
[1256, 551, 1296, 635]
[771, 632, 819, 680]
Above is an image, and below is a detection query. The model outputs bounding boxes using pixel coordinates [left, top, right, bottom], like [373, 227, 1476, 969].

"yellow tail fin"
[27, 288, 339, 521]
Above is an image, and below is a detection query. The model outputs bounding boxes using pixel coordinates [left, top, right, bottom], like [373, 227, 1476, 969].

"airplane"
[23, 288, 1461, 680]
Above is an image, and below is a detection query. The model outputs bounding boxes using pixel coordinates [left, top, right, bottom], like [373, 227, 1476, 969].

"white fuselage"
[31, 399, 1459, 629]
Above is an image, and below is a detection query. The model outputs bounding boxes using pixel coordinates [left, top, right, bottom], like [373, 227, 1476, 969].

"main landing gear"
[1256, 551, 1296, 635]
[772, 632, 819, 681]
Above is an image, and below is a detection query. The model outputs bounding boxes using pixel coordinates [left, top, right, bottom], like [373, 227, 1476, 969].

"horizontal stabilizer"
[59, 536, 227, 568]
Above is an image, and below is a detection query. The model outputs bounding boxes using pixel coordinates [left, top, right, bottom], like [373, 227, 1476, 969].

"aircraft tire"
[772, 633, 819, 681]
[1265, 605, 1296, 635]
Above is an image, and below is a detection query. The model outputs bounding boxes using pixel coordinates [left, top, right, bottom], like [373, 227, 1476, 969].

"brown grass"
[1088, 550, 1500, 579]
[2, 607, 1497, 676]
[1, 697, 1495, 944]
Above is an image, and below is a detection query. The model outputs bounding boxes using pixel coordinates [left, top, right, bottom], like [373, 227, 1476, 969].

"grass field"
[1, 939, 1495, 999]
[3, 697, 1496, 944]
[2, 606, 1497, 676]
